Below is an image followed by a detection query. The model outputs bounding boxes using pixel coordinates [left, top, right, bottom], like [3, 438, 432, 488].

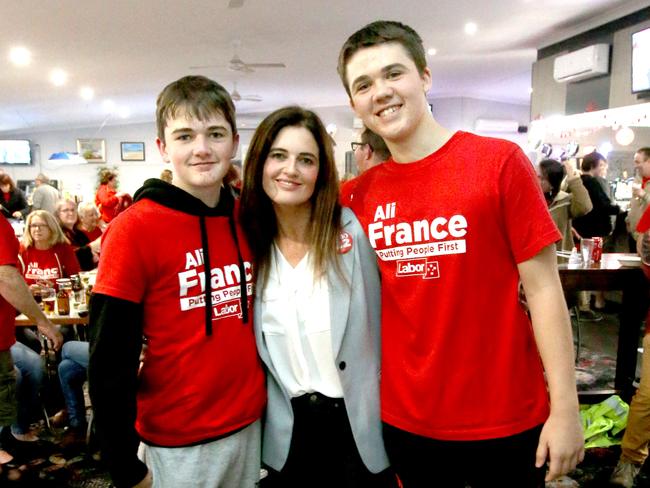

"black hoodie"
[88, 179, 262, 488]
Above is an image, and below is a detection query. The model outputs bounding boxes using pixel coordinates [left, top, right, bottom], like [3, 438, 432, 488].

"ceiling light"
[117, 106, 131, 119]
[80, 86, 94, 101]
[581, 145, 596, 156]
[9, 46, 31, 66]
[615, 127, 635, 146]
[464, 22, 478, 36]
[49, 69, 68, 86]
[598, 142, 613, 157]
[427, 48, 437, 56]
[102, 99, 116, 113]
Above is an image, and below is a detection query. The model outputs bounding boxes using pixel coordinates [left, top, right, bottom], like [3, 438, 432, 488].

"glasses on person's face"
[350, 142, 366, 152]
[29, 224, 49, 230]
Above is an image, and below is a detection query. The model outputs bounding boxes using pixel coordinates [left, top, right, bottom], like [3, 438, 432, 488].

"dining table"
[558, 253, 648, 401]
[14, 311, 89, 327]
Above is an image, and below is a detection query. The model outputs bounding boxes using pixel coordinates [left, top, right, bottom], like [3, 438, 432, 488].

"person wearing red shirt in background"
[626, 147, 650, 250]
[55, 199, 101, 271]
[0, 173, 29, 220]
[89, 75, 265, 488]
[18, 210, 81, 289]
[337, 20, 583, 486]
[76, 201, 103, 243]
[94, 169, 124, 224]
[610, 206, 650, 487]
[0, 215, 61, 477]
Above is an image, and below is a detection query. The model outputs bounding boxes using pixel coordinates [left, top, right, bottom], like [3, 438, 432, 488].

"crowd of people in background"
[0, 18, 649, 488]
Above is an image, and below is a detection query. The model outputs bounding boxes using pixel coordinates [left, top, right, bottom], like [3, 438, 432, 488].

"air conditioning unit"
[474, 118, 519, 133]
[553, 44, 610, 83]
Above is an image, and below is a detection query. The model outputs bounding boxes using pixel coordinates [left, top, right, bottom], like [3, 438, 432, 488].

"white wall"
[2, 122, 164, 203]
[1, 97, 530, 201]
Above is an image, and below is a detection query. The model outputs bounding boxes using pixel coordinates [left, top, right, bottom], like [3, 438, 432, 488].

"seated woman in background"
[77, 201, 103, 242]
[538, 159, 592, 252]
[17, 210, 81, 350]
[0, 173, 29, 219]
[55, 199, 101, 271]
[240, 106, 394, 487]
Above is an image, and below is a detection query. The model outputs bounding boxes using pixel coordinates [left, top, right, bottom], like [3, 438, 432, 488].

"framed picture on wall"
[120, 142, 145, 161]
[76, 138, 106, 163]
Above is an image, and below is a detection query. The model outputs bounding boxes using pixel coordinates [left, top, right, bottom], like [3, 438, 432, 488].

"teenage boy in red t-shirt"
[89, 76, 265, 488]
[337, 21, 584, 486]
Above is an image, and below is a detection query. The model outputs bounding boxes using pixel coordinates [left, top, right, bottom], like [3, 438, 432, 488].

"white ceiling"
[0, 0, 646, 135]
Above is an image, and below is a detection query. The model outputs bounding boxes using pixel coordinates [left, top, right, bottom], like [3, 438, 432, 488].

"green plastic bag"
[580, 395, 629, 448]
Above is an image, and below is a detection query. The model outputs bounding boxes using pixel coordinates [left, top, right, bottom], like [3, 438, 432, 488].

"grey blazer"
[254, 207, 389, 473]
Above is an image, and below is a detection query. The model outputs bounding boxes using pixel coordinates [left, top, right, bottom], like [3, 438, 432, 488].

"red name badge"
[338, 231, 353, 254]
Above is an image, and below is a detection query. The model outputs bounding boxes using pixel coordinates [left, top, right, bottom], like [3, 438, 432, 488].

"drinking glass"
[580, 238, 595, 266]
[41, 287, 56, 315]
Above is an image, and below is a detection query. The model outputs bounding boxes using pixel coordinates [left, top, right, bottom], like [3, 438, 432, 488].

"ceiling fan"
[190, 40, 286, 73]
[231, 82, 262, 103]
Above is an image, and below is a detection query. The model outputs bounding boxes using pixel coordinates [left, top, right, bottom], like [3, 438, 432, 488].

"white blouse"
[260, 244, 344, 399]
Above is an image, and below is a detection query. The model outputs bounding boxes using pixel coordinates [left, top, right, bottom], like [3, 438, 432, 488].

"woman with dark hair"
[55, 199, 101, 271]
[0, 173, 28, 219]
[538, 159, 592, 252]
[240, 106, 393, 487]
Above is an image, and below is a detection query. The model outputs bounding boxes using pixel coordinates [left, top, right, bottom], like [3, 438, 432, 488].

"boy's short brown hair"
[155, 75, 237, 141]
[337, 20, 427, 97]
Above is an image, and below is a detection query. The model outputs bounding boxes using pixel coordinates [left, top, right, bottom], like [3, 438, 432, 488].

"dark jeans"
[383, 422, 545, 488]
[262, 392, 397, 488]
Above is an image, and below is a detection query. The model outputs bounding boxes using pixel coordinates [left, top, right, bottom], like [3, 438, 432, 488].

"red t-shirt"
[340, 178, 359, 206]
[19, 243, 81, 286]
[94, 199, 265, 446]
[0, 216, 19, 350]
[347, 131, 560, 441]
[79, 226, 102, 242]
[95, 184, 119, 223]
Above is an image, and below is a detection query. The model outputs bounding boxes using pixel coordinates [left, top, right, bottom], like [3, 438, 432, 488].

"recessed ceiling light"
[49, 69, 68, 86]
[9, 46, 31, 66]
[102, 99, 116, 113]
[427, 47, 438, 56]
[464, 22, 478, 36]
[80, 86, 94, 101]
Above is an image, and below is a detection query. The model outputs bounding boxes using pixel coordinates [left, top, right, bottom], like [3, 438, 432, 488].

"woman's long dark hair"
[239, 106, 341, 282]
[539, 159, 565, 205]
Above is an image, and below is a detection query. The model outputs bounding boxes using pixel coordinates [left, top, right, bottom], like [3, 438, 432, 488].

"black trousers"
[262, 392, 397, 488]
[383, 423, 546, 488]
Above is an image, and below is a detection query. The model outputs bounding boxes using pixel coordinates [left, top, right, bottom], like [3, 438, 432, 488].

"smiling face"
[262, 125, 319, 211]
[346, 42, 431, 146]
[57, 201, 77, 229]
[157, 110, 239, 205]
[78, 207, 99, 231]
[635, 151, 650, 179]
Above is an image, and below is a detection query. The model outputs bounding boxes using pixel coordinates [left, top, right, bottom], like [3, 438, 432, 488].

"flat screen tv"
[632, 26, 650, 94]
[0, 139, 32, 165]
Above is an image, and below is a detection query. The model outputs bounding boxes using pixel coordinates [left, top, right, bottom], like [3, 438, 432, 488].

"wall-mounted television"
[632, 26, 650, 94]
[0, 139, 32, 165]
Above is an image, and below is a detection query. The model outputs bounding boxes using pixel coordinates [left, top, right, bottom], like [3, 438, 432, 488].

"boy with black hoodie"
[89, 76, 265, 488]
